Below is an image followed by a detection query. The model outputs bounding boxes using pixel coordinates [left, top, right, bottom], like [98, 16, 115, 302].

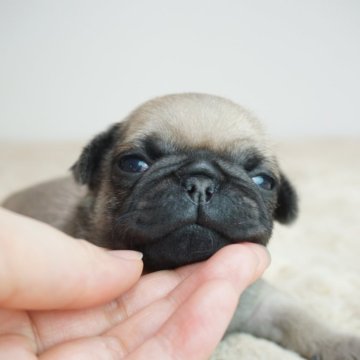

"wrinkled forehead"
[121, 94, 273, 156]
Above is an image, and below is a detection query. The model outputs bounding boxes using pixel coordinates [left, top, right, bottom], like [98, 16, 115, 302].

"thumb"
[0, 208, 143, 310]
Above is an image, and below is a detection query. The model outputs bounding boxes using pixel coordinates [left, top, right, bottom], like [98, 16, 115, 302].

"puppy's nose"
[183, 176, 215, 204]
[179, 160, 219, 205]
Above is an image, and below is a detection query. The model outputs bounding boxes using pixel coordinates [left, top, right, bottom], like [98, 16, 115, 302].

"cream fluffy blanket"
[1, 139, 359, 359]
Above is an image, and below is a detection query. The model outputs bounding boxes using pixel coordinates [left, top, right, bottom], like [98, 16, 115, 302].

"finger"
[32, 265, 199, 352]
[39, 336, 125, 360]
[182, 242, 270, 291]
[126, 280, 239, 360]
[104, 243, 269, 354]
[34, 243, 269, 352]
[39, 282, 236, 360]
[39, 243, 269, 359]
[124, 243, 269, 359]
[0, 208, 143, 310]
[0, 334, 37, 360]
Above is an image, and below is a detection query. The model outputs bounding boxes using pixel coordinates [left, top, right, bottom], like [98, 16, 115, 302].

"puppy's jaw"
[135, 225, 229, 270]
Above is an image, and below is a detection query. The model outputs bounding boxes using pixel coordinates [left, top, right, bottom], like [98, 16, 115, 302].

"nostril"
[183, 177, 216, 205]
[205, 187, 214, 202]
[186, 184, 196, 195]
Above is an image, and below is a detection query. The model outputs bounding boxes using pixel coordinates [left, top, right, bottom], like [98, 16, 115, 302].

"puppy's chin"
[133, 224, 229, 270]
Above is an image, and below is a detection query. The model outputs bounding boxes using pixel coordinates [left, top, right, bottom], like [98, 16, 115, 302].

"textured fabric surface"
[1, 139, 359, 359]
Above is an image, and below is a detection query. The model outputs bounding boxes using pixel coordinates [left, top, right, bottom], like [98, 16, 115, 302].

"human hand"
[0, 207, 270, 359]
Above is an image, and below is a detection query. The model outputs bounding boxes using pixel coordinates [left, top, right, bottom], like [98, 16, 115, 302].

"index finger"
[0, 208, 143, 310]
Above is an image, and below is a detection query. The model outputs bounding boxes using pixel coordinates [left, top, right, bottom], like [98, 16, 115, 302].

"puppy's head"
[72, 93, 298, 270]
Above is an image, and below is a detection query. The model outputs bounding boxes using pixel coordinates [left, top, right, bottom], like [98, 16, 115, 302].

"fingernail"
[254, 245, 271, 270]
[109, 250, 143, 261]
[243, 243, 271, 273]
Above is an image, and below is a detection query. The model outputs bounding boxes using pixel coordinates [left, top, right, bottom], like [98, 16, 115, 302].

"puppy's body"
[3, 94, 360, 359]
[4, 177, 84, 234]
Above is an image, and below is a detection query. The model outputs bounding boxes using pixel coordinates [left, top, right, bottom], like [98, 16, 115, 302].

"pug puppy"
[3, 93, 360, 359]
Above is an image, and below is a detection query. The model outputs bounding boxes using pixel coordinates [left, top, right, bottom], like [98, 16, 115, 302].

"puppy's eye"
[118, 155, 149, 173]
[251, 174, 275, 190]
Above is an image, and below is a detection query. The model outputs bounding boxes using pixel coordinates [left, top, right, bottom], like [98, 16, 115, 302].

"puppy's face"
[73, 94, 297, 270]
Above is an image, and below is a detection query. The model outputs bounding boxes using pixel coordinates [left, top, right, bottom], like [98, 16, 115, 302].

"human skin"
[0, 207, 270, 359]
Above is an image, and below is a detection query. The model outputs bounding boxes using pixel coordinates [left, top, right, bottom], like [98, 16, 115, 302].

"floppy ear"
[274, 173, 298, 224]
[71, 124, 119, 190]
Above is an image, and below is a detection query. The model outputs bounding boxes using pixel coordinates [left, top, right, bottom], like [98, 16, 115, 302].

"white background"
[0, 0, 359, 141]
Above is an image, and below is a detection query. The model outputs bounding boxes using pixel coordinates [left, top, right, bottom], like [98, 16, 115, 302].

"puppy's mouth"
[119, 213, 271, 270]
[167, 224, 218, 254]
[130, 224, 230, 270]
